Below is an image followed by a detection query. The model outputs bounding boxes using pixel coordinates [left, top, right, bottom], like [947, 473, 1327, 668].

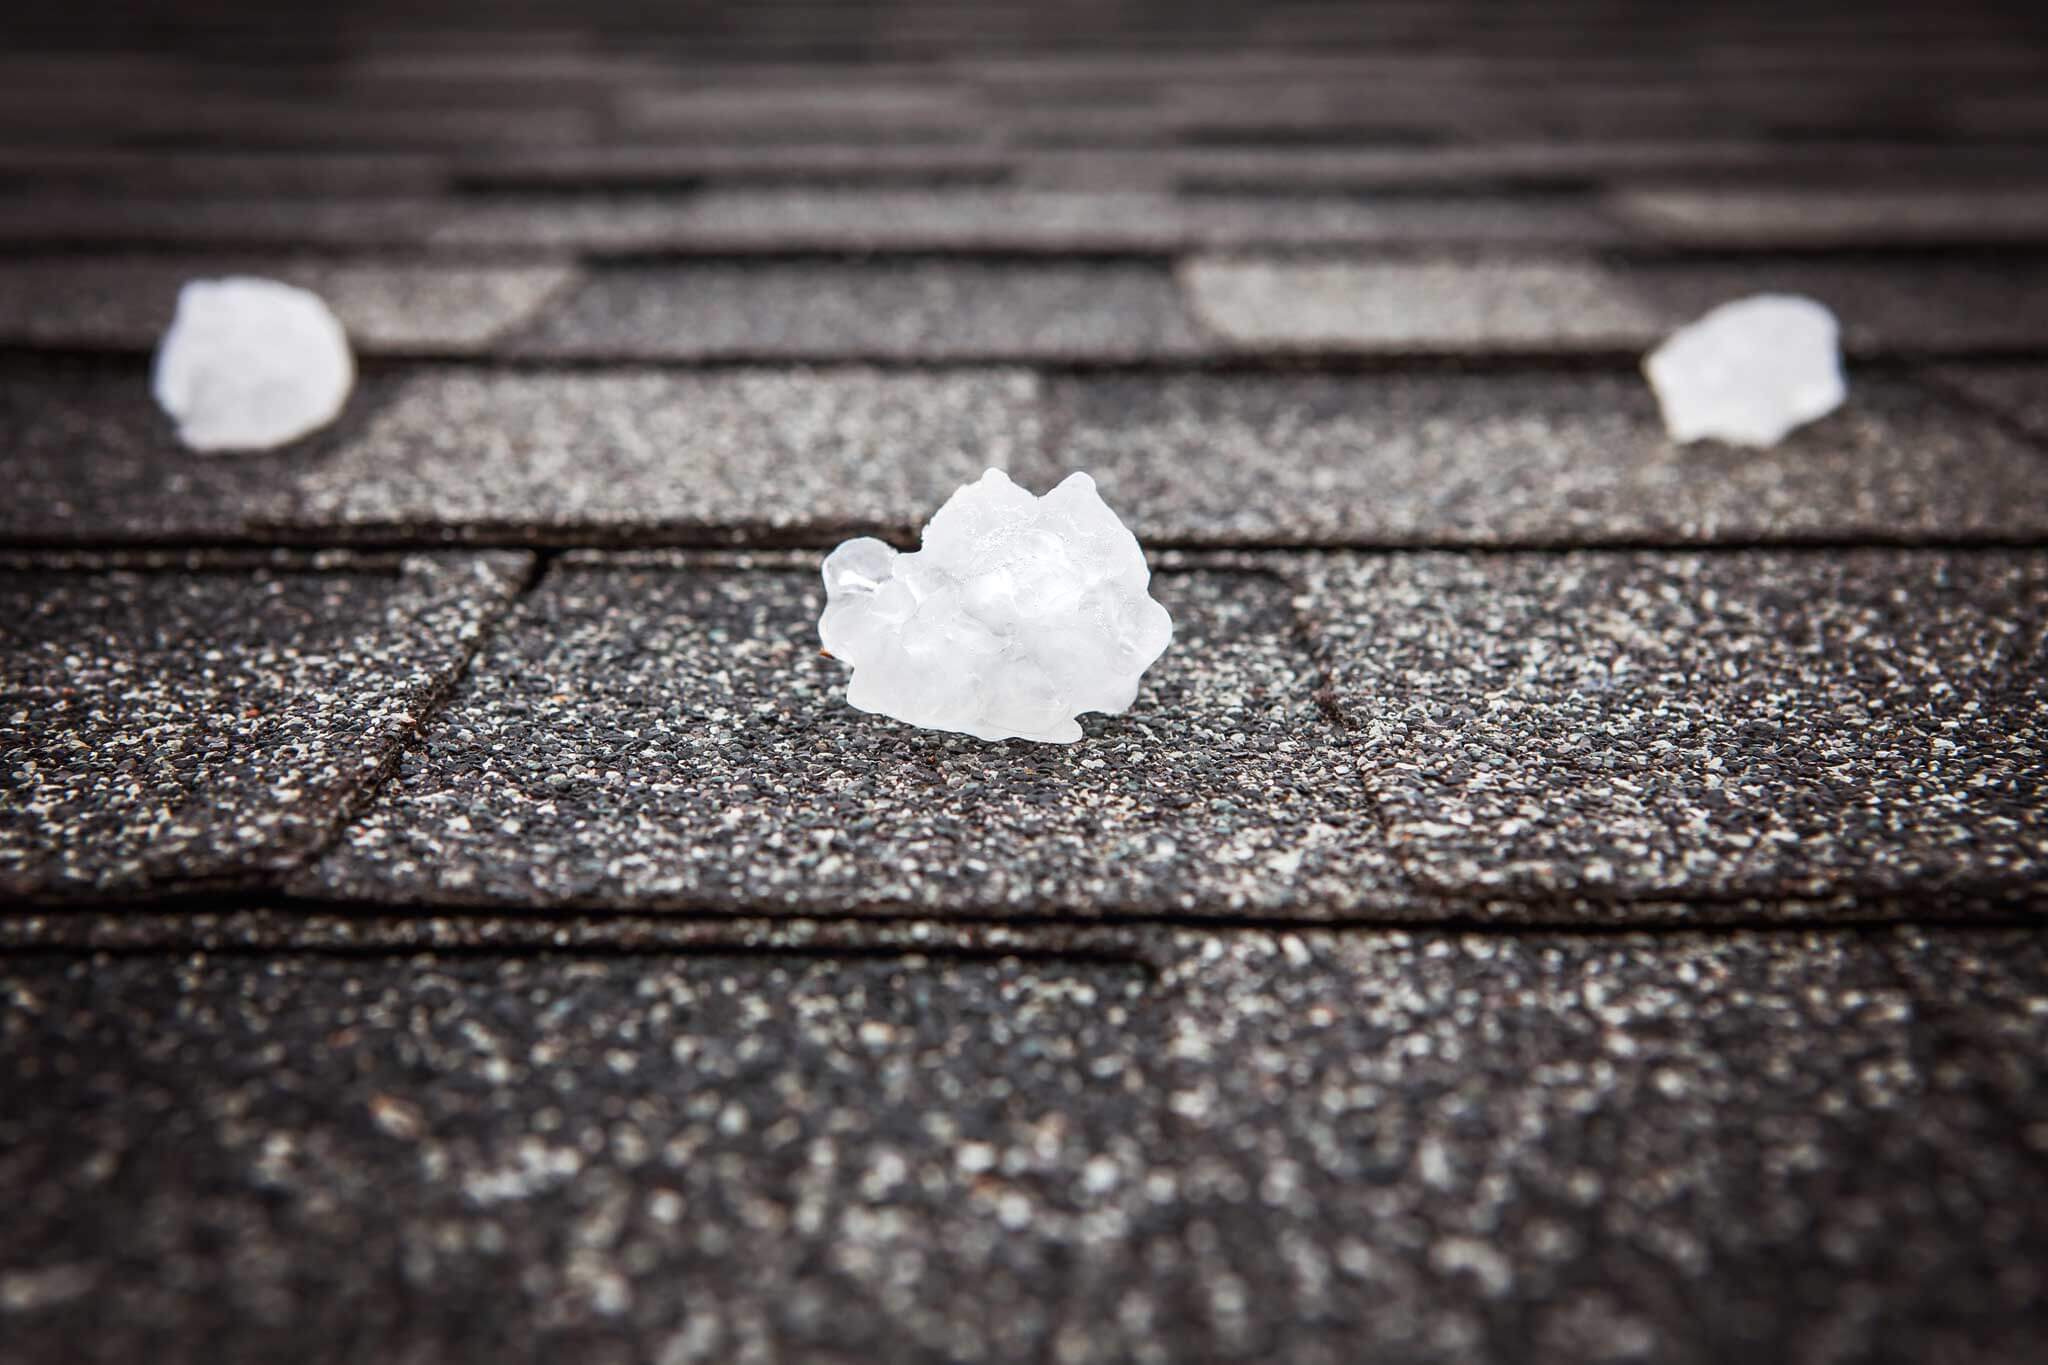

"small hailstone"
[819, 469, 1173, 744]
[152, 276, 354, 452]
[1643, 293, 1846, 448]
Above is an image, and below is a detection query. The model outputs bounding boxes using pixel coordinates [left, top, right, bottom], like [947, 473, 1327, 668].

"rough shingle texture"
[513, 262, 1208, 361]
[504, 189, 1623, 253]
[3, 928, 2044, 1364]
[5, 3, 2048, 1361]
[1302, 550, 2048, 900]
[1629, 261, 2048, 355]
[1612, 187, 2048, 248]
[1142, 927, 2048, 1364]
[0, 148, 448, 195]
[1181, 258, 1662, 354]
[1931, 363, 2048, 442]
[0, 258, 577, 354]
[0, 360, 311, 541]
[456, 143, 1011, 189]
[428, 194, 711, 253]
[0, 950, 1155, 1364]
[0, 195, 441, 250]
[1183, 257, 2048, 356]
[288, 367, 1046, 544]
[618, 81, 976, 138]
[0, 551, 531, 899]
[1162, 140, 2048, 193]
[302, 565, 1407, 915]
[1051, 372, 2048, 547]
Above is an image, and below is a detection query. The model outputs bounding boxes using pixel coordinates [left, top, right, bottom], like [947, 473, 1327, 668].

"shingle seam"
[1909, 366, 2048, 462]
[245, 550, 549, 894]
[21, 340, 2048, 373]
[1245, 547, 2048, 912]
[10, 532, 2048, 559]
[1, 901, 2039, 956]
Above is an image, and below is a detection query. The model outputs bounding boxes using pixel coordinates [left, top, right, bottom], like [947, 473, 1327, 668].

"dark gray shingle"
[1051, 372, 2048, 546]
[0, 551, 531, 900]
[3, 926, 2042, 1363]
[1930, 363, 2048, 443]
[0, 195, 441, 250]
[287, 366, 1046, 544]
[1612, 187, 2048, 248]
[0, 257, 578, 355]
[1180, 258, 1662, 354]
[1301, 549, 2048, 901]
[513, 261, 1206, 361]
[0, 360, 326, 542]
[651, 189, 1620, 253]
[300, 564, 1408, 915]
[1183, 256, 2048, 355]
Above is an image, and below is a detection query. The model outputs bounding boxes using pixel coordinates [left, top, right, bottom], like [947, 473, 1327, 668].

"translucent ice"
[820, 469, 1173, 744]
[153, 276, 354, 452]
[1643, 294, 1845, 448]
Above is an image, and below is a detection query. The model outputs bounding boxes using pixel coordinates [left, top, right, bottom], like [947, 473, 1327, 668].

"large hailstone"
[1643, 294, 1846, 448]
[820, 469, 1173, 744]
[152, 276, 354, 452]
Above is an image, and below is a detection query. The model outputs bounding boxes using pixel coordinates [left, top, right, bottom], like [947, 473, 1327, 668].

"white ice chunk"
[1643, 293, 1846, 448]
[820, 469, 1173, 744]
[152, 276, 354, 452]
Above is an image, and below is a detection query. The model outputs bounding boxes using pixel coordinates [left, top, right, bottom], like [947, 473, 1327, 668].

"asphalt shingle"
[637, 189, 1620, 253]
[1612, 187, 2048, 248]
[1049, 372, 2048, 547]
[1144, 926, 2048, 1364]
[0, 908, 1157, 956]
[132, 101, 596, 150]
[617, 82, 978, 138]
[3, 926, 2042, 1363]
[4, 9, 2048, 1363]
[427, 195, 709, 253]
[0, 195, 441, 250]
[1182, 256, 2048, 356]
[0, 257, 578, 355]
[0, 359, 331, 543]
[1180, 258, 1662, 354]
[286, 366, 1046, 545]
[0, 187, 1615, 266]
[1299, 550, 2048, 903]
[1630, 261, 2048, 356]
[512, 261, 1206, 361]
[1881, 926, 2048, 1128]
[300, 564, 1407, 915]
[0, 149, 448, 195]
[455, 144, 1011, 190]
[0, 551, 531, 900]
[1930, 363, 2048, 443]
[0, 950, 1160, 1365]
[1162, 140, 2048, 192]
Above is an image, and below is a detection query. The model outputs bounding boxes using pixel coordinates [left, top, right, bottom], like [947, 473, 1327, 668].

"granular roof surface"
[2, 1, 2045, 1361]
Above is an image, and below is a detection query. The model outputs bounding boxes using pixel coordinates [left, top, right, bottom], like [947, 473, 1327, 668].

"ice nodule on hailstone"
[819, 469, 1173, 744]
[152, 276, 355, 453]
[1643, 293, 1846, 448]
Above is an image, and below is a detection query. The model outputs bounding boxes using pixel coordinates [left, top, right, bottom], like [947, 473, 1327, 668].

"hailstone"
[820, 469, 1173, 744]
[1643, 294, 1846, 448]
[153, 276, 355, 452]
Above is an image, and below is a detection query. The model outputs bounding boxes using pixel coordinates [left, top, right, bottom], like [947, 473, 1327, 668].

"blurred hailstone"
[153, 276, 354, 452]
[1644, 294, 1845, 447]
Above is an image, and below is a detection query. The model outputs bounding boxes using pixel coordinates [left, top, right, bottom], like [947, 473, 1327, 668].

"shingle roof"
[3, 1, 2047, 1360]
